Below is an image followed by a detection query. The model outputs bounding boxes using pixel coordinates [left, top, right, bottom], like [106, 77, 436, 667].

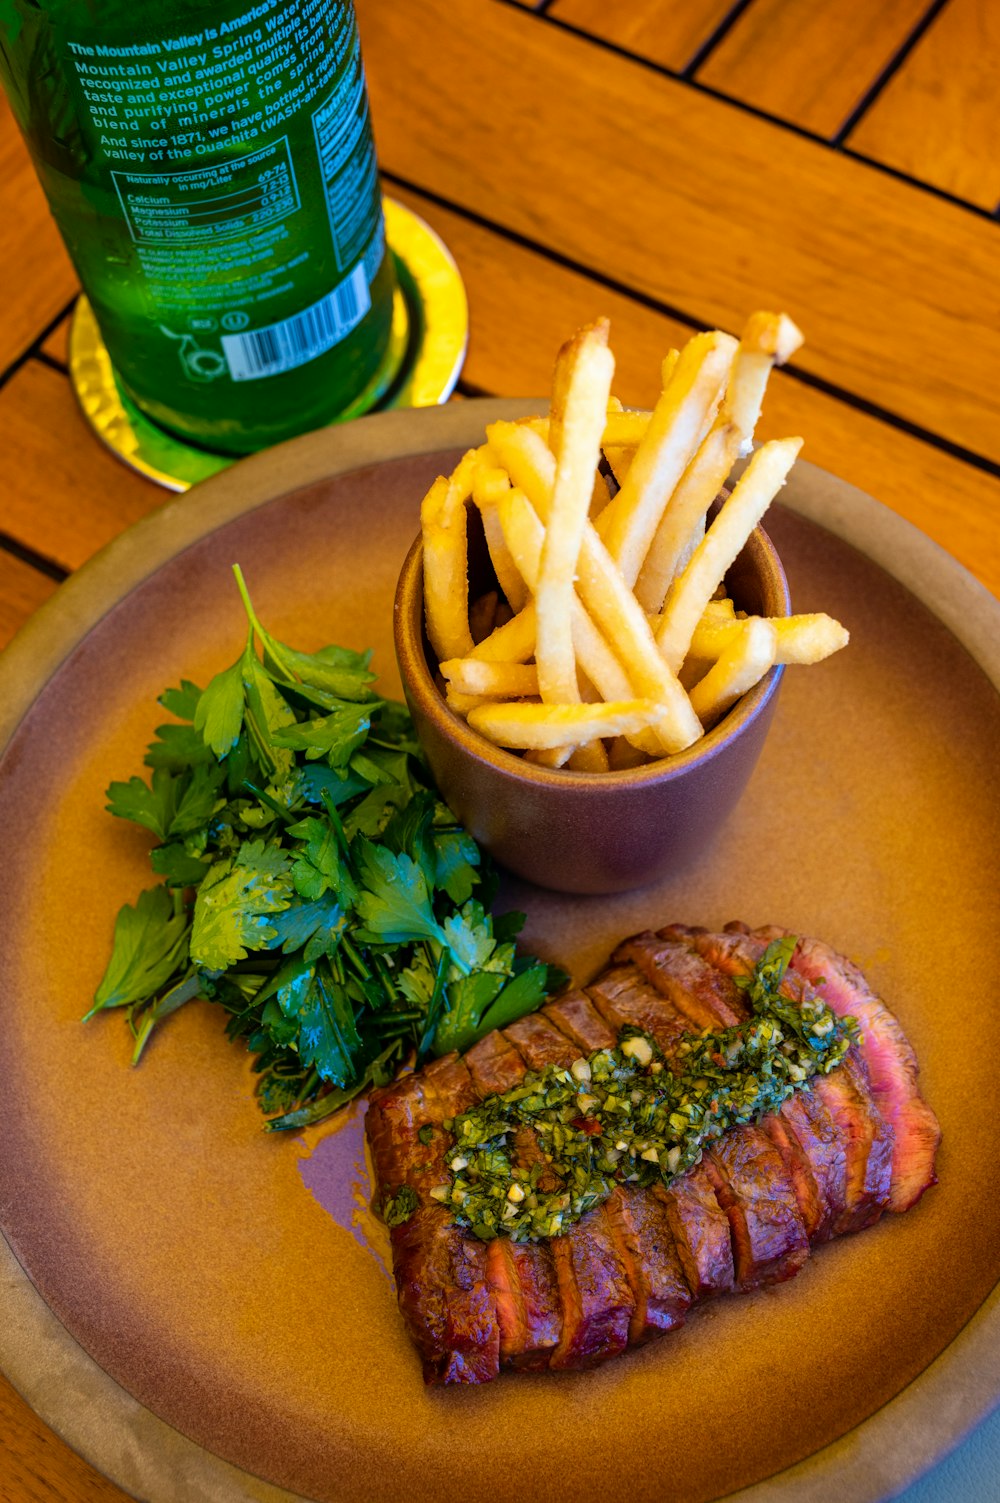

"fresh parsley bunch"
[86, 567, 562, 1131]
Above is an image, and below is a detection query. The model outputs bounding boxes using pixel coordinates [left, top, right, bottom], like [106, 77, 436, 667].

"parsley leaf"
[190, 841, 292, 969]
[193, 653, 245, 759]
[85, 886, 189, 1020]
[353, 839, 447, 949]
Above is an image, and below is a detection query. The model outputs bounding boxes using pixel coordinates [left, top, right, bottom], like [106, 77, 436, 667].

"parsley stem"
[319, 790, 355, 873]
[241, 780, 297, 824]
[416, 947, 451, 1062]
[232, 565, 298, 685]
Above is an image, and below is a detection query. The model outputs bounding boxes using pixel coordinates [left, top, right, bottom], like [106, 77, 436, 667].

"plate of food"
[1, 317, 998, 1503]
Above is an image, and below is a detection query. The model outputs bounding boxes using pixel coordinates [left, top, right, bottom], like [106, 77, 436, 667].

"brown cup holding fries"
[393, 525, 790, 895]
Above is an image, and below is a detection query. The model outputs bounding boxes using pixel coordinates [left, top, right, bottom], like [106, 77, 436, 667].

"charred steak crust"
[365, 924, 940, 1384]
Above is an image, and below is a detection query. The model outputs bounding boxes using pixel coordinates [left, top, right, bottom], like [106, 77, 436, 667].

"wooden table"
[1, 1, 997, 1497]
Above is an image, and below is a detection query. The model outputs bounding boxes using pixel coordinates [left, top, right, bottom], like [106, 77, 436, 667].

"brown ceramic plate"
[1, 402, 999, 1503]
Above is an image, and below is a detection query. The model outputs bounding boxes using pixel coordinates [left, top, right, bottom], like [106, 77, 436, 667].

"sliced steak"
[678, 925, 894, 1234]
[502, 1018, 635, 1369]
[586, 961, 692, 1052]
[776, 1086, 848, 1241]
[621, 930, 747, 1028]
[367, 921, 937, 1384]
[485, 1238, 562, 1371]
[656, 1162, 735, 1298]
[629, 928, 810, 1283]
[548, 1208, 636, 1369]
[503, 1011, 578, 1071]
[543, 989, 617, 1053]
[703, 1128, 810, 1288]
[754, 925, 941, 1213]
[368, 1058, 500, 1384]
[603, 1186, 692, 1343]
[465, 1027, 527, 1097]
[465, 1027, 563, 1368]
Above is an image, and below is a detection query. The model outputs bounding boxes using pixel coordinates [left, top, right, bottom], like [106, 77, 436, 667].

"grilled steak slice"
[704, 1129, 810, 1288]
[465, 1029, 562, 1368]
[501, 1015, 636, 1369]
[671, 925, 895, 1234]
[626, 930, 811, 1284]
[485, 1238, 562, 1371]
[368, 1063, 500, 1384]
[603, 1187, 691, 1344]
[761, 1095, 836, 1241]
[465, 1028, 526, 1097]
[656, 1164, 735, 1299]
[752, 925, 940, 1212]
[504, 1010, 579, 1071]
[548, 1208, 636, 1368]
[543, 989, 617, 1053]
[618, 932, 747, 1029]
[366, 922, 938, 1384]
[587, 962, 694, 1052]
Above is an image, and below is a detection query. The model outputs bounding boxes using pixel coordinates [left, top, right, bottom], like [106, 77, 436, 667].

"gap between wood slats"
[0, 294, 79, 393]
[835, 0, 952, 142]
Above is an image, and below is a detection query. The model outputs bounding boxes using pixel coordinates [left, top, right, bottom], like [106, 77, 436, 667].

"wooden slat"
[547, 0, 737, 72]
[849, 0, 1000, 210]
[0, 551, 59, 647]
[0, 361, 163, 573]
[696, 0, 930, 138]
[0, 96, 78, 372]
[356, 0, 1000, 464]
[0, 1372, 131, 1503]
[391, 181, 1000, 595]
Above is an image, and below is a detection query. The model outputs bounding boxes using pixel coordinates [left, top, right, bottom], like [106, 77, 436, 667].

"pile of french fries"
[420, 313, 847, 772]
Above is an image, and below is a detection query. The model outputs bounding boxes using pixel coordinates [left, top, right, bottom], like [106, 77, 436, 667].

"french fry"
[607, 736, 649, 770]
[723, 311, 803, 454]
[633, 422, 739, 613]
[496, 488, 636, 704]
[634, 312, 803, 613]
[488, 420, 702, 754]
[568, 740, 610, 773]
[595, 331, 737, 588]
[655, 438, 802, 674]
[535, 320, 615, 704]
[467, 699, 669, 752]
[602, 409, 650, 447]
[420, 448, 479, 661]
[524, 745, 574, 768]
[473, 460, 530, 614]
[439, 659, 539, 699]
[689, 617, 777, 729]
[445, 687, 490, 717]
[689, 610, 849, 666]
[469, 589, 499, 645]
[468, 603, 536, 663]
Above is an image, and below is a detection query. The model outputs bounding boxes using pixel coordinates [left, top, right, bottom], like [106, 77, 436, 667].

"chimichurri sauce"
[435, 936, 858, 1242]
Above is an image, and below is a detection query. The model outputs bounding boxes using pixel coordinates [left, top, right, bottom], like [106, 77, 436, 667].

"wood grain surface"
[849, 0, 1000, 209]
[0, 0, 997, 1497]
[357, 0, 1000, 463]
[549, 0, 737, 71]
[696, 0, 931, 136]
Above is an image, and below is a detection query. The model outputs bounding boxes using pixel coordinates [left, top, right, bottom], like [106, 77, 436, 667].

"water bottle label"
[56, 0, 385, 383]
[222, 261, 371, 380]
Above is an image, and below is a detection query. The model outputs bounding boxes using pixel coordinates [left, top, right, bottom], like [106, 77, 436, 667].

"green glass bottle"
[0, 0, 396, 454]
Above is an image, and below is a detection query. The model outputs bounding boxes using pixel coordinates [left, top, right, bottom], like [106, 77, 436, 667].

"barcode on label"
[222, 262, 370, 381]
